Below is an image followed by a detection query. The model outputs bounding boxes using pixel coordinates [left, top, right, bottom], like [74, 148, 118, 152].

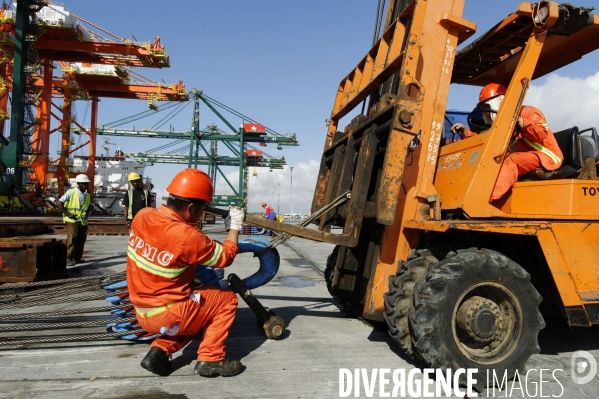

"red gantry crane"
[0, 1, 187, 208]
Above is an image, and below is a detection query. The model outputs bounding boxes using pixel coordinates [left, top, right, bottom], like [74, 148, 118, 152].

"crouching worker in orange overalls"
[452, 83, 564, 202]
[126, 168, 246, 377]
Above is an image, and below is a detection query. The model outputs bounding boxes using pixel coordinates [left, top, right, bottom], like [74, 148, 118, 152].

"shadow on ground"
[539, 316, 599, 355]
[172, 307, 273, 371]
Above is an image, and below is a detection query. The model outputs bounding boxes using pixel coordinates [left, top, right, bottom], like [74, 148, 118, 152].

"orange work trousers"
[490, 152, 541, 202]
[136, 287, 238, 362]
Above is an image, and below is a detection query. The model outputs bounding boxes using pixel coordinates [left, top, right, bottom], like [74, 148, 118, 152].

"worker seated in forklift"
[451, 83, 563, 202]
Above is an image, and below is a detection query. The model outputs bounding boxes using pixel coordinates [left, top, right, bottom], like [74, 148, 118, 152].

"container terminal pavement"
[0, 220, 597, 398]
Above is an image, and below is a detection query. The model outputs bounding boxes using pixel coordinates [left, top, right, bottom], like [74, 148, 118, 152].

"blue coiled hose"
[237, 236, 280, 289]
[196, 237, 280, 290]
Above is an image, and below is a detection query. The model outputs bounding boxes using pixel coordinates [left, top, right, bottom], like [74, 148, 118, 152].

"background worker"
[123, 172, 155, 228]
[261, 201, 276, 236]
[56, 174, 92, 266]
[127, 168, 246, 378]
[451, 83, 563, 202]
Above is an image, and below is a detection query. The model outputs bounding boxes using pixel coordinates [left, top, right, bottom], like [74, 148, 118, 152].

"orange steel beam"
[82, 91, 172, 101]
[31, 106, 43, 164]
[0, 62, 9, 137]
[34, 78, 187, 101]
[35, 40, 163, 59]
[77, 83, 185, 98]
[62, 139, 91, 157]
[50, 140, 90, 162]
[82, 83, 184, 96]
[57, 93, 72, 196]
[87, 98, 98, 192]
[7, 29, 168, 76]
[0, 25, 171, 68]
[31, 63, 53, 192]
[33, 53, 158, 67]
[65, 112, 91, 136]
[34, 36, 169, 67]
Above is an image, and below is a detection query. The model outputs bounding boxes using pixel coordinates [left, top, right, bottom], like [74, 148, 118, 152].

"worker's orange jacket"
[514, 105, 563, 171]
[126, 205, 238, 308]
[460, 106, 563, 170]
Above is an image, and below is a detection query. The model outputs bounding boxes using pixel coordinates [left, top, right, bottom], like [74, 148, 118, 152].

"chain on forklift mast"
[245, 0, 599, 390]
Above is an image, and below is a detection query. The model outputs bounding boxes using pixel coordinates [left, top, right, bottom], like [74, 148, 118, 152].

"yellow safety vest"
[63, 188, 91, 226]
[127, 189, 149, 220]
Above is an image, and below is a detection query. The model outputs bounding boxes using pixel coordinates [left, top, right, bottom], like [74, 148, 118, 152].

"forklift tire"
[324, 245, 363, 317]
[409, 248, 545, 391]
[324, 246, 340, 293]
[383, 249, 440, 359]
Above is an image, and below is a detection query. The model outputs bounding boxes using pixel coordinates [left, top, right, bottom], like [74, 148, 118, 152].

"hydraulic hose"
[237, 237, 280, 290]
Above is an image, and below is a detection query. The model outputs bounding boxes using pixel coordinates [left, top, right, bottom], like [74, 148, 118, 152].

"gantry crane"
[87, 90, 299, 207]
[0, 1, 187, 213]
[39, 62, 187, 197]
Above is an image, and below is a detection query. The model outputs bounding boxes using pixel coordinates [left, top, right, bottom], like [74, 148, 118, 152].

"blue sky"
[39, 1, 599, 212]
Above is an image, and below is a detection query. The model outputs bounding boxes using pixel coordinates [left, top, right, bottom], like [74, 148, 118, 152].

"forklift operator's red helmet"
[478, 83, 507, 106]
[167, 168, 213, 202]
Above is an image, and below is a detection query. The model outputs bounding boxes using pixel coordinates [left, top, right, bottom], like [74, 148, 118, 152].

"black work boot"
[194, 359, 243, 377]
[140, 347, 171, 376]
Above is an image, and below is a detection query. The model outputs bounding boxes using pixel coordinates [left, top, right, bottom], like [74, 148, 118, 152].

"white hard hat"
[75, 174, 91, 183]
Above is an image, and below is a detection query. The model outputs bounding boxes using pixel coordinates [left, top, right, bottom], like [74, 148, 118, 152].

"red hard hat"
[166, 168, 213, 202]
[261, 202, 267, 207]
[478, 83, 507, 105]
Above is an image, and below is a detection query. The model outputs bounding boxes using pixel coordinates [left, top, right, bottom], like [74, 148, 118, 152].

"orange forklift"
[248, 0, 599, 388]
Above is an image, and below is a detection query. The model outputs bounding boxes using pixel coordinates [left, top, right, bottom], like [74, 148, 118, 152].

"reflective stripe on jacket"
[63, 188, 91, 225]
[126, 206, 238, 308]
[515, 106, 563, 171]
[521, 137, 562, 164]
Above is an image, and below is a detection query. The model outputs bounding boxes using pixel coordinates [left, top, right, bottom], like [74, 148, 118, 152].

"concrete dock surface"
[0, 219, 597, 398]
